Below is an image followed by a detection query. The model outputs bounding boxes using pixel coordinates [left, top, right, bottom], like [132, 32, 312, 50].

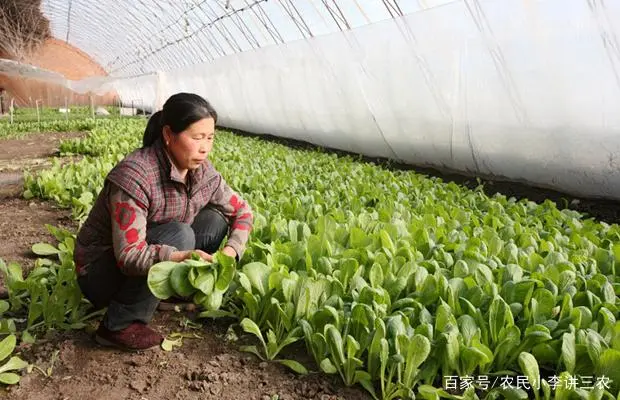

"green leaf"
[485, 386, 529, 400]
[354, 370, 378, 399]
[367, 318, 385, 379]
[532, 289, 555, 323]
[462, 385, 480, 400]
[320, 358, 338, 374]
[215, 262, 235, 291]
[403, 334, 431, 387]
[0, 335, 16, 363]
[418, 384, 462, 400]
[242, 262, 271, 296]
[147, 261, 178, 299]
[31, 243, 60, 256]
[596, 349, 620, 394]
[490, 296, 512, 344]
[380, 229, 396, 255]
[454, 260, 469, 278]
[161, 337, 181, 351]
[562, 331, 576, 374]
[21, 331, 35, 345]
[461, 346, 491, 377]
[442, 331, 460, 373]
[541, 379, 551, 400]
[193, 270, 215, 295]
[277, 359, 308, 374]
[239, 345, 265, 360]
[369, 263, 384, 288]
[458, 315, 479, 346]
[197, 310, 236, 319]
[240, 318, 266, 348]
[3, 262, 23, 284]
[183, 258, 210, 267]
[325, 324, 346, 367]
[203, 290, 224, 311]
[0, 372, 20, 385]
[169, 264, 195, 298]
[586, 330, 603, 368]
[518, 352, 541, 394]
[0, 356, 28, 374]
[613, 243, 620, 265]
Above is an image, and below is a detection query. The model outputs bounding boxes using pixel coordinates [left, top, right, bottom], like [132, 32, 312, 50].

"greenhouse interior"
[0, 0, 619, 399]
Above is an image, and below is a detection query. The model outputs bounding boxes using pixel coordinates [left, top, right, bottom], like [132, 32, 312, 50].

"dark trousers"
[77, 206, 229, 331]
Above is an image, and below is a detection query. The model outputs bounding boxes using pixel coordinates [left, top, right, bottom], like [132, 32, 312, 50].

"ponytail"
[142, 110, 163, 148]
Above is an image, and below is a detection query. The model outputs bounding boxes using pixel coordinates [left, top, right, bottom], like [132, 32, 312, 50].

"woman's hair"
[142, 93, 218, 148]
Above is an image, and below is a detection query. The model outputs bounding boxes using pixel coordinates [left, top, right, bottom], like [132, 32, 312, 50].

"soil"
[0, 131, 83, 169]
[0, 131, 83, 287]
[4, 313, 366, 400]
[0, 132, 371, 400]
[0, 131, 84, 199]
[0, 198, 75, 274]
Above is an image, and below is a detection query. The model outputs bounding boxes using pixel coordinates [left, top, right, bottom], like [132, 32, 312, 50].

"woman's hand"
[221, 246, 237, 259]
[169, 249, 213, 262]
[170, 247, 235, 262]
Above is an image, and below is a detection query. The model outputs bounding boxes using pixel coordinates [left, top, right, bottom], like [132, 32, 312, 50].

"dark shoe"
[95, 322, 163, 351]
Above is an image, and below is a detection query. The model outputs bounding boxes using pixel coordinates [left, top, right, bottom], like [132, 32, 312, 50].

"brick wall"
[0, 38, 117, 108]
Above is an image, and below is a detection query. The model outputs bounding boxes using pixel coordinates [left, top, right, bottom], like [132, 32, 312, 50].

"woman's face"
[163, 117, 215, 172]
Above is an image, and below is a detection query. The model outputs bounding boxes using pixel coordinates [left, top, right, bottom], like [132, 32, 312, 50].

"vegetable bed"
[7, 118, 620, 399]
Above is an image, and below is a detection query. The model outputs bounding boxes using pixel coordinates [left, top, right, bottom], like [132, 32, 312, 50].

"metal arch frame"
[320, 0, 351, 31]
[106, 0, 210, 72]
[203, 2, 244, 53]
[63, 1, 126, 70]
[135, 2, 202, 73]
[245, 0, 285, 46]
[65, 0, 73, 42]
[109, 0, 217, 74]
[107, 1, 269, 75]
[212, 0, 261, 50]
[278, 0, 314, 39]
[381, 0, 405, 18]
[41, 0, 410, 76]
[193, 2, 229, 58]
[112, 2, 173, 72]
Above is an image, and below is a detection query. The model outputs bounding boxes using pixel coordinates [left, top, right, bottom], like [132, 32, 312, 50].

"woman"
[74, 93, 253, 351]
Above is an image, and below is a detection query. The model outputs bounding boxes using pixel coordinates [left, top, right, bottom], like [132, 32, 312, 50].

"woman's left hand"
[221, 246, 237, 259]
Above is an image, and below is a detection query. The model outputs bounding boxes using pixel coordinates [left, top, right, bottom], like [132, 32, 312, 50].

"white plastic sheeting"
[149, 0, 620, 201]
[5, 0, 620, 200]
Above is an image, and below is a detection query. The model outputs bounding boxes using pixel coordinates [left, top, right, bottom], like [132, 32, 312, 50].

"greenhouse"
[0, 0, 619, 399]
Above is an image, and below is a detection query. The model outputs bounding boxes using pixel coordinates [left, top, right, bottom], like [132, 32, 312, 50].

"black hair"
[142, 92, 218, 148]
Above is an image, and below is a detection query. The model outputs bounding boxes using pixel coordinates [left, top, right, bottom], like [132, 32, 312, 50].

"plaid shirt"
[74, 137, 253, 276]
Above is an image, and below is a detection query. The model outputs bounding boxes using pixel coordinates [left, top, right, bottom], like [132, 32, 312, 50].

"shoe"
[95, 322, 163, 351]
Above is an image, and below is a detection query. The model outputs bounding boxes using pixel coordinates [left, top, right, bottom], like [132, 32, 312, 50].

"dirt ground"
[0, 131, 83, 270]
[0, 131, 84, 199]
[0, 131, 83, 167]
[0, 132, 371, 400]
[4, 312, 367, 400]
[0, 198, 75, 277]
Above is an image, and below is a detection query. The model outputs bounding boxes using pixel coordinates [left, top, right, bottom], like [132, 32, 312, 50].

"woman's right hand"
[169, 249, 213, 262]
